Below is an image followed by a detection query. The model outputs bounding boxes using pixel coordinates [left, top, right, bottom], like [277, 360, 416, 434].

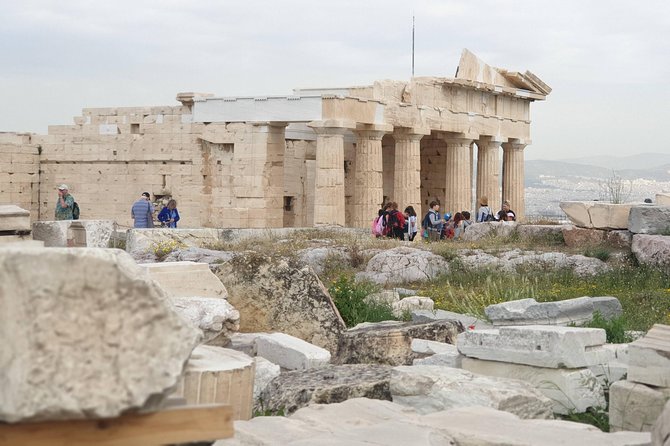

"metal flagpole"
[412, 14, 415, 77]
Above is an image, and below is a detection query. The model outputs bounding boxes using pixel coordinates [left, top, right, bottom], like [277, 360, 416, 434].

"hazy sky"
[2, 0, 669, 160]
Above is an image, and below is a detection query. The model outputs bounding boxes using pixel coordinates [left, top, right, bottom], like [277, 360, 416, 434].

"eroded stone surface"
[253, 357, 280, 412]
[172, 296, 240, 345]
[562, 226, 607, 248]
[456, 325, 612, 368]
[391, 365, 554, 419]
[632, 234, 670, 273]
[163, 247, 235, 264]
[485, 296, 622, 326]
[610, 380, 670, 433]
[0, 247, 200, 422]
[356, 247, 449, 285]
[32, 220, 115, 248]
[392, 296, 434, 318]
[627, 324, 670, 388]
[213, 253, 346, 353]
[0, 204, 30, 231]
[140, 261, 228, 299]
[560, 201, 633, 229]
[260, 365, 392, 415]
[411, 309, 492, 330]
[652, 400, 670, 445]
[336, 320, 463, 366]
[628, 205, 670, 234]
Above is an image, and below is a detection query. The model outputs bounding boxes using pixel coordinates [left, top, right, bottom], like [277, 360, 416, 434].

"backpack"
[480, 206, 493, 222]
[72, 202, 80, 220]
[372, 216, 384, 236]
[421, 211, 433, 229]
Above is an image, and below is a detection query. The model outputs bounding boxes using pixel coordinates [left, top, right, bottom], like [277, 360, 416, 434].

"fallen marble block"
[485, 296, 622, 326]
[140, 261, 228, 299]
[411, 338, 458, 356]
[252, 357, 280, 412]
[411, 308, 492, 329]
[391, 365, 554, 419]
[173, 345, 254, 420]
[627, 324, 670, 388]
[172, 296, 240, 346]
[628, 205, 670, 234]
[461, 357, 605, 414]
[255, 332, 331, 370]
[456, 325, 613, 368]
[0, 204, 31, 231]
[0, 248, 200, 423]
[609, 380, 670, 433]
[392, 296, 434, 318]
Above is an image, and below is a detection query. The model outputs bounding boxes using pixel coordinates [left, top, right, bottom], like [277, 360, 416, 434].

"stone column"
[502, 140, 527, 221]
[352, 124, 392, 228]
[476, 137, 502, 209]
[442, 134, 474, 215]
[392, 127, 429, 213]
[308, 120, 355, 227]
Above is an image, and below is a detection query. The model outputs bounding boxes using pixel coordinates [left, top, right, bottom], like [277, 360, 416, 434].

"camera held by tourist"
[158, 199, 180, 228]
[55, 184, 75, 221]
[131, 192, 155, 228]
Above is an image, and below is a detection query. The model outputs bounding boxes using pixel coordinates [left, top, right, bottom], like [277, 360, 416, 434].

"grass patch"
[583, 246, 612, 262]
[560, 407, 610, 432]
[580, 312, 634, 344]
[328, 275, 397, 327]
[419, 265, 670, 332]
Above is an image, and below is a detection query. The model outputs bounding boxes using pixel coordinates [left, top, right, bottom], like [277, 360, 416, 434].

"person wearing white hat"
[55, 184, 75, 220]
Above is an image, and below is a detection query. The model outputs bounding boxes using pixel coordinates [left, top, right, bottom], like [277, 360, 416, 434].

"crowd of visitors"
[372, 195, 516, 242]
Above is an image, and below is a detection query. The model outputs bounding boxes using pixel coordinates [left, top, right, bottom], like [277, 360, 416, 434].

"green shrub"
[328, 275, 396, 327]
[560, 407, 609, 432]
[581, 312, 634, 344]
[583, 246, 611, 262]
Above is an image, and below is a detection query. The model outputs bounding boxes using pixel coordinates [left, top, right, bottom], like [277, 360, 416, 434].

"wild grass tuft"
[327, 275, 397, 327]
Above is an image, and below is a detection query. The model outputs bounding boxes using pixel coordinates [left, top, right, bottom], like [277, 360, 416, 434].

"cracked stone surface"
[356, 247, 449, 285]
[632, 234, 670, 273]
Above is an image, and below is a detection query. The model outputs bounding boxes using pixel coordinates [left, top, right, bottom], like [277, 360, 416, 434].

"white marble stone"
[392, 296, 434, 318]
[253, 357, 280, 408]
[140, 261, 228, 299]
[627, 324, 670, 387]
[255, 332, 331, 370]
[0, 204, 30, 231]
[461, 357, 606, 414]
[411, 339, 458, 356]
[609, 380, 670, 433]
[457, 325, 612, 368]
[485, 296, 622, 326]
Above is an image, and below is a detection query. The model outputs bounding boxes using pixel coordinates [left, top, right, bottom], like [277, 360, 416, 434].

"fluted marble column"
[502, 140, 527, 221]
[476, 137, 502, 209]
[352, 126, 389, 228]
[392, 127, 429, 213]
[443, 135, 474, 215]
[308, 121, 355, 227]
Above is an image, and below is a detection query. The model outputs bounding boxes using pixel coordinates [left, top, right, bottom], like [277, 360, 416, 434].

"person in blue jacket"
[158, 199, 180, 228]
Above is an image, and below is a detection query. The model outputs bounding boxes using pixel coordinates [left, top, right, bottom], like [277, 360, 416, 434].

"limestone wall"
[0, 133, 40, 218]
[420, 135, 447, 217]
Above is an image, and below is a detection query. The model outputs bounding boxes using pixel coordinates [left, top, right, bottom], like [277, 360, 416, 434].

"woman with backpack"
[476, 196, 493, 223]
[386, 202, 406, 239]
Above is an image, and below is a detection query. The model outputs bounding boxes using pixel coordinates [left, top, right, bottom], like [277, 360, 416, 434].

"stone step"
[628, 324, 670, 387]
[140, 261, 228, 299]
[457, 325, 612, 368]
[173, 345, 255, 421]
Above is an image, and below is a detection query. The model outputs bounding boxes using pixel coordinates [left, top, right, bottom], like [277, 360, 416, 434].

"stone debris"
[336, 320, 463, 366]
[461, 357, 605, 414]
[456, 325, 613, 368]
[485, 296, 622, 326]
[172, 296, 240, 345]
[411, 308, 492, 329]
[228, 332, 262, 357]
[163, 246, 235, 264]
[0, 247, 200, 423]
[298, 247, 350, 275]
[610, 380, 670, 433]
[391, 365, 554, 419]
[411, 338, 458, 356]
[628, 324, 670, 388]
[632, 234, 670, 273]
[589, 343, 629, 387]
[213, 253, 346, 353]
[413, 351, 463, 368]
[173, 345, 254, 421]
[363, 289, 399, 306]
[355, 247, 450, 285]
[628, 205, 670, 234]
[213, 398, 650, 446]
[391, 296, 434, 318]
[259, 365, 392, 415]
[255, 332, 331, 371]
[32, 220, 114, 248]
[460, 221, 517, 241]
[560, 201, 634, 229]
[652, 400, 670, 446]
[140, 261, 228, 299]
[252, 357, 280, 412]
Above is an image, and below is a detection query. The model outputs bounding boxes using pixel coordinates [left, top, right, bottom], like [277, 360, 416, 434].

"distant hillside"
[526, 159, 670, 185]
[559, 152, 670, 171]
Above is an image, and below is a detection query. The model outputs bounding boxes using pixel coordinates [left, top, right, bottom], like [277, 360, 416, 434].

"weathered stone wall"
[420, 134, 447, 217]
[0, 133, 40, 218]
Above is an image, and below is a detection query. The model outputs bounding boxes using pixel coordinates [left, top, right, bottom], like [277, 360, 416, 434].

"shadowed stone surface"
[0, 247, 200, 423]
[213, 253, 346, 353]
[652, 400, 670, 445]
[391, 365, 554, 419]
[628, 205, 670, 234]
[336, 320, 463, 366]
[260, 364, 392, 415]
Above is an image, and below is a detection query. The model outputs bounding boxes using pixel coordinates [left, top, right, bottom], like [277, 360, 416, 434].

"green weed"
[328, 275, 397, 327]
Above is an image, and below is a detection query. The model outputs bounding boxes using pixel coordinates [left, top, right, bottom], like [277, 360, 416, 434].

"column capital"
[248, 121, 289, 130]
[502, 139, 529, 151]
[393, 126, 431, 141]
[440, 132, 476, 147]
[477, 135, 504, 146]
[354, 123, 393, 140]
[308, 119, 357, 135]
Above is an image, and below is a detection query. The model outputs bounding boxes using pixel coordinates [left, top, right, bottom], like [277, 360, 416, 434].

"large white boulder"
[0, 247, 200, 422]
[628, 205, 670, 234]
[172, 296, 240, 345]
[391, 365, 554, 419]
[31, 220, 115, 248]
[456, 325, 612, 368]
[255, 332, 331, 370]
[560, 201, 634, 229]
[356, 247, 449, 285]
